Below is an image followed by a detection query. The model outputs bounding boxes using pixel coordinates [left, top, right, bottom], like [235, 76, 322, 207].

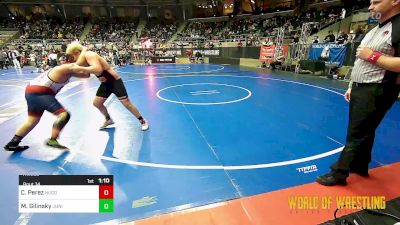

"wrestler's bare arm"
[69, 63, 91, 78]
[82, 52, 104, 75]
[76, 47, 88, 66]
[47, 64, 89, 82]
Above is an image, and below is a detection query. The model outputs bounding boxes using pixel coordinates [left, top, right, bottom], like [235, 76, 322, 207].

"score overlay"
[19, 175, 113, 213]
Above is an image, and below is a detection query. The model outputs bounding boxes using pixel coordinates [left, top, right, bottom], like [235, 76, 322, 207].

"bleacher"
[0, 0, 374, 78]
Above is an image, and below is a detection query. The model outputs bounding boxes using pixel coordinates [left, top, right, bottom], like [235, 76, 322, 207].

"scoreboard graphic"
[19, 175, 114, 213]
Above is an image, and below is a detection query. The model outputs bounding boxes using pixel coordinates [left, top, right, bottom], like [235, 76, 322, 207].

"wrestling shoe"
[100, 119, 114, 130]
[141, 119, 149, 131]
[46, 139, 67, 149]
[4, 142, 29, 151]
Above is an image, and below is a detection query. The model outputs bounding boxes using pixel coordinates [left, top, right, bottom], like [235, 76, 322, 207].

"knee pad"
[54, 112, 71, 130]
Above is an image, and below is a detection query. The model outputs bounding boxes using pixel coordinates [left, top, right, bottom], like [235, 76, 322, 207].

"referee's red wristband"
[368, 51, 382, 64]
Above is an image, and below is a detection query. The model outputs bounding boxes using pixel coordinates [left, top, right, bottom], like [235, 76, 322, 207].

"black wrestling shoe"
[4, 144, 29, 151]
[45, 139, 67, 149]
[316, 172, 347, 186]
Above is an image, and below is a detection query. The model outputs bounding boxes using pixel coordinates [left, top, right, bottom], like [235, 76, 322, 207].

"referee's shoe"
[316, 172, 347, 186]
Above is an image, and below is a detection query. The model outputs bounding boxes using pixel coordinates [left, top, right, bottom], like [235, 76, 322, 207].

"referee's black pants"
[330, 82, 400, 178]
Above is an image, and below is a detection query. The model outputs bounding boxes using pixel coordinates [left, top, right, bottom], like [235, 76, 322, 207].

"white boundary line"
[0, 72, 34, 76]
[0, 79, 32, 82]
[12, 73, 345, 225]
[100, 147, 344, 170]
[99, 74, 346, 169]
[0, 100, 22, 109]
[4, 74, 345, 171]
[156, 83, 252, 105]
[148, 65, 191, 70]
[117, 65, 225, 75]
[191, 92, 220, 96]
[0, 85, 25, 111]
[190, 90, 218, 94]
[0, 81, 92, 125]
[118, 65, 192, 72]
[0, 84, 25, 88]
[123, 74, 344, 96]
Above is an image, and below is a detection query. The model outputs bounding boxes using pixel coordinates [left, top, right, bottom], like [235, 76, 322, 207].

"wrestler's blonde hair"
[66, 42, 83, 55]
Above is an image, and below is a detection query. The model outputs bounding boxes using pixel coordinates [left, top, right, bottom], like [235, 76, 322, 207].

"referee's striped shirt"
[351, 13, 400, 84]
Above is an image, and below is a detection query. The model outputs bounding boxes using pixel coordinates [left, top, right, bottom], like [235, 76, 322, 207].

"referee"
[317, 0, 400, 186]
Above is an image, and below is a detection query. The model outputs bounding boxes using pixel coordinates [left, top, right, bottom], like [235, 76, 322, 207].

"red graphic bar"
[99, 185, 113, 199]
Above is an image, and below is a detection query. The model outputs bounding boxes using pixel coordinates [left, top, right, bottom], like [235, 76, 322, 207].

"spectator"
[292, 34, 299, 44]
[9, 49, 21, 69]
[0, 49, 8, 70]
[324, 30, 335, 42]
[237, 40, 243, 48]
[312, 35, 319, 43]
[195, 51, 204, 64]
[354, 26, 365, 42]
[48, 51, 58, 67]
[270, 54, 285, 70]
[336, 31, 348, 44]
